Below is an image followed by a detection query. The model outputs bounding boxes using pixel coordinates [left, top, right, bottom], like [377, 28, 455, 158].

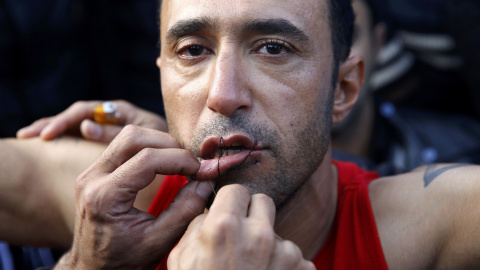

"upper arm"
[0, 137, 106, 247]
[370, 164, 480, 270]
[433, 165, 480, 269]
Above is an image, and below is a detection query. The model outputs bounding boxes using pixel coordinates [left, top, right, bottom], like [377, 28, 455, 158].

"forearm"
[0, 137, 106, 247]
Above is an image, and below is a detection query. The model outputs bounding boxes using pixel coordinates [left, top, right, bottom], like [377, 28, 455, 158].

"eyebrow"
[165, 17, 216, 44]
[243, 19, 310, 44]
[165, 17, 310, 45]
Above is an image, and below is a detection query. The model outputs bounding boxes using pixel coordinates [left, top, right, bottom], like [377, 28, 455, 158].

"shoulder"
[369, 163, 480, 270]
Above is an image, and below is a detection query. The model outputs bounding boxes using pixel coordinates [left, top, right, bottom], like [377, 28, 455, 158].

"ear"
[332, 55, 364, 125]
[156, 56, 162, 69]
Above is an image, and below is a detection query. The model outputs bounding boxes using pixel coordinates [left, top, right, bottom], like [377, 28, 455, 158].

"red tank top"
[148, 160, 388, 269]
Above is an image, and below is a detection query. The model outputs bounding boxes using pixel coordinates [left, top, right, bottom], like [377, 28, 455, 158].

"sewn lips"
[194, 135, 261, 180]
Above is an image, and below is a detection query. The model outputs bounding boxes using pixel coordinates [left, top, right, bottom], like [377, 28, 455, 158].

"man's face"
[159, 0, 335, 206]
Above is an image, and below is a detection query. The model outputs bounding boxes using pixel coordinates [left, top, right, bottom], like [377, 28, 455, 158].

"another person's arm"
[0, 136, 162, 248]
[17, 100, 167, 142]
[0, 137, 104, 247]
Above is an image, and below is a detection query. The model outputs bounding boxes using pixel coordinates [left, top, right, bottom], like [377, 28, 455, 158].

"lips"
[194, 135, 262, 180]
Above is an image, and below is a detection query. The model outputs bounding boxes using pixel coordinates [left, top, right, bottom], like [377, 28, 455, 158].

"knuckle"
[281, 240, 302, 262]
[204, 215, 239, 240]
[117, 124, 140, 142]
[78, 183, 105, 219]
[215, 215, 239, 232]
[136, 148, 156, 164]
[75, 169, 92, 191]
[253, 193, 274, 205]
[303, 261, 316, 270]
[71, 100, 88, 110]
[35, 117, 50, 124]
[250, 226, 275, 250]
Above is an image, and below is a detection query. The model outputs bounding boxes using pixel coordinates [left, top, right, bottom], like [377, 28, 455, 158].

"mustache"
[189, 113, 279, 155]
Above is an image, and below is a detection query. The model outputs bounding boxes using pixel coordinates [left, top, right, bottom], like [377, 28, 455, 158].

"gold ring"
[93, 102, 120, 124]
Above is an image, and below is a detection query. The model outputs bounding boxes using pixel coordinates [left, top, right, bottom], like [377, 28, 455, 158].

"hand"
[17, 100, 167, 143]
[55, 125, 212, 269]
[168, 184, 315, 270]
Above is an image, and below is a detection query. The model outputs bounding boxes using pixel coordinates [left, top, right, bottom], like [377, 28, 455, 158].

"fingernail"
[196, 181, 213, 200]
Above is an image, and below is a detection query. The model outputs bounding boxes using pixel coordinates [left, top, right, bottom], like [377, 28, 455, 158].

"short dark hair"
[158, 0, 354, 83]
[329, 0, 355, 64]
[158, 0, 354, 61]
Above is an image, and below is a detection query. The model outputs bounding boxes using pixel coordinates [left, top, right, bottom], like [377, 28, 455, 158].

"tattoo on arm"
[423, 164, 472, 187]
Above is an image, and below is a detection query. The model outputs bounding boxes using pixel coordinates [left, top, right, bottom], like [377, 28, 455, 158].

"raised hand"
[17, 100, 167, 143]
[168, 184, 315, 270]
[54, 125, 211, 269]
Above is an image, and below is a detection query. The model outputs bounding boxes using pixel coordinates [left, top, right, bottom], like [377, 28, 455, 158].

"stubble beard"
[188, 103, 332, 209]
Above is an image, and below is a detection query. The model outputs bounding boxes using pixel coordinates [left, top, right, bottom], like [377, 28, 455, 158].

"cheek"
[252, 62, 330, 132]
[161, 63, 208, 146]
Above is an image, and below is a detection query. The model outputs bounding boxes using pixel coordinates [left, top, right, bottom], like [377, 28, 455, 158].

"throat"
[273, 161, 338, 261]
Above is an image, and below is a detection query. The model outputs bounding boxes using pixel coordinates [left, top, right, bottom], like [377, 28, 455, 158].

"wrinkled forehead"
[159, 0, 330, 44]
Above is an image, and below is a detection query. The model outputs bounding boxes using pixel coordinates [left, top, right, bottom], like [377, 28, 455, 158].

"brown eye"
[255, 40, 293, 55]
[187, 45, 204, 56]
[177, 44, 210, 58]
[265, 44, 283, 54]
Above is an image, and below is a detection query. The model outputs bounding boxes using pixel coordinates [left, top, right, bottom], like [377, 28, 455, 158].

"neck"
[274, 150, 338, 260]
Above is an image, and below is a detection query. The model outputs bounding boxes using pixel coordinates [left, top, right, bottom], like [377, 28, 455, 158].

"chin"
[205, 158, 294, 209]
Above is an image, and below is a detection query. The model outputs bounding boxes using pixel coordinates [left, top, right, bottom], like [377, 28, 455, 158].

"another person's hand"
[54, 125, 212, 269]
[168, 184, 315, 270]
[17, 100, 167, 143]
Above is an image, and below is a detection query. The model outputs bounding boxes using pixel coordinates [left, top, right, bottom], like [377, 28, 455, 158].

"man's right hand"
[17, 100, 167, 143]
[54, 125, 212, 269]
[168, 185, 315, 270]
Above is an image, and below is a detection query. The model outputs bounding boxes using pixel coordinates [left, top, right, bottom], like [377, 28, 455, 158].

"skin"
[53, 0, 360, 268]
[371, 164, 480, 269]
[159, 0, 480, 269]
[6, 0, 478, 269]
[0, 137, 104, 247]
[331, 0, 386, 158]
[0, 136, 162, 248]
[159, 0, 361, 264]
[17, 100, 168, 142]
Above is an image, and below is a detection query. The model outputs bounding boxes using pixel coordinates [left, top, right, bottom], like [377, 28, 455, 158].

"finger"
[113, 148, 201, 192]
[92, 147, 202, 212]
[80, 119, 123, 142]
[94, 125, 182, 174]
[247, 193, 276, 227]
[301, 260, 316, 270]
[114, 100, 168, 132]
[269, 240, 306, 270]
[207, 184, 251, 218]
[151, 181, 212, 254]
[16, 117, 51, 139]
[173, 211, 207, 251]
[40, 101, 99, 140]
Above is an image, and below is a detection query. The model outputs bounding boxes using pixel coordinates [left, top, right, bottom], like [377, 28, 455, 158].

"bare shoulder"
[369, 163, 480, 270]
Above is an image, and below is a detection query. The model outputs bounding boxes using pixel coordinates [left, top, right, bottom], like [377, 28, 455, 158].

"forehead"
[160, 0, 330, 41]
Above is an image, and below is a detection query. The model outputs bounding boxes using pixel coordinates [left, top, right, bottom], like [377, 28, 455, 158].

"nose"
[206, 51, 252, 117]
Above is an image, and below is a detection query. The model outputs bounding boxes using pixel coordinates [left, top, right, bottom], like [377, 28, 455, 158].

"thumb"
[149, 181, 212, 253]
[80, 119, 123, 142]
